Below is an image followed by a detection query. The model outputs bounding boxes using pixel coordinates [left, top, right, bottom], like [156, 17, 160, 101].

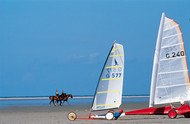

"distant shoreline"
[0, 95, 149, 100]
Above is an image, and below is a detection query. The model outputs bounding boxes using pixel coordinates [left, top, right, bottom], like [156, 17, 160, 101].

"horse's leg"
[54, 100, 56, 106]
[66, 100, 70, 105]
[55, 100, 58, 106]
[49, 100, 52, 106]
[62, 100, 65, 105]
[60, 100, 62, 106]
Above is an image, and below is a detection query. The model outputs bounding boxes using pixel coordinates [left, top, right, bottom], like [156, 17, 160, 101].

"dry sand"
[0, 101, 190, 124]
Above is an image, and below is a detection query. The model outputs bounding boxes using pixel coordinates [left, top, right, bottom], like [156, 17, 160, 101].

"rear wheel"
[184, 113, 190, 118]
[68, 112, 77, 121]
[105, 112, 114, 120]
[168, 109, 177, 119]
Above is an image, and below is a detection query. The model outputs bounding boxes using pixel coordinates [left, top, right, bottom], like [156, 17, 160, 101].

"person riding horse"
[56, 90, 59, 99]
[49, 93, 73, 106]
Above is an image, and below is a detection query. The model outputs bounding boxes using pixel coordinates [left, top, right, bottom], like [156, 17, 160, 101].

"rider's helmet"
[180, 101, 185, 105]
[119, 109, 123, 113]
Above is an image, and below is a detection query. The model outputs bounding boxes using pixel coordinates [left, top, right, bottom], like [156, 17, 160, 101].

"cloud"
[89, 52, 100, 59]
[61, 52, 101, 64]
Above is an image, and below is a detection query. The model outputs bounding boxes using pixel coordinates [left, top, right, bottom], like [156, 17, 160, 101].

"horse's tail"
[49, 96, 52, 99]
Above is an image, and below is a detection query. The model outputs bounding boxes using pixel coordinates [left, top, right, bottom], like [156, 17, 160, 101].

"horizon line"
[0, 95, 149, 101]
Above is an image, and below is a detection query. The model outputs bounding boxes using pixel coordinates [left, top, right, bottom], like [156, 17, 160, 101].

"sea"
[0, 96, 149, 108]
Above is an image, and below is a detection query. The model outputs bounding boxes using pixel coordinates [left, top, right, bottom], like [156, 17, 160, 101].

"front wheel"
[105, 112, 114, 120]
[168, 109, 177, 119]
[68, 112, 77, 121]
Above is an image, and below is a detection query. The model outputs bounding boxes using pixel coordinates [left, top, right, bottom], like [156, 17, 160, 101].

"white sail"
[149, 13, 190, 107]
[92, 43, 124, 111]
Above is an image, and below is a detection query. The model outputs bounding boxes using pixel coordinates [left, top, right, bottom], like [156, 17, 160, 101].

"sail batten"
[157, 83, 190, 89]
[163, 25, 179, 31]
[158, 70, 188, 75]
[92, 43, 124, 111]
[162, 33, 182, 39]
[160, 56, 186, 61]
[161, 42, 183, 48]
[149, 13, 190, 107]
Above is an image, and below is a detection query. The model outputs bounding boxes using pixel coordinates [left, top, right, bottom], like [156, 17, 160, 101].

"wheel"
[168, 109, 177, 119]
[68, 112, 77, 121]
[105, 112, 114, 120]
[184, 113, 190, 118]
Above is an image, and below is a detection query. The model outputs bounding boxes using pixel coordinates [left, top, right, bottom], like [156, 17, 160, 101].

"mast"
[149, 13, 165, 107]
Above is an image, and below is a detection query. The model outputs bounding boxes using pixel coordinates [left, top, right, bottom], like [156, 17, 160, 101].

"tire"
[168, 109, 177, 119]
[105, 112, 114, 120]
[68, 112, 77, 121]
[184, 113, 190, 118]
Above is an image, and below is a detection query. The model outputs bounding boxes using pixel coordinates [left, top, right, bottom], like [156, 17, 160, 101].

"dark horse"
[49, 94, 73, 106]
[49, 93, 66, 106]
[62, 94, 73, 105]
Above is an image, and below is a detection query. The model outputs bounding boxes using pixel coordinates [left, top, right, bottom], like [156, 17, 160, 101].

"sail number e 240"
[166, 51, 184, 58]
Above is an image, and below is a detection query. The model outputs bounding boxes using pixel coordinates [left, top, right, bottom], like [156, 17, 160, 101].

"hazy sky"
[0, 0, 190, 97]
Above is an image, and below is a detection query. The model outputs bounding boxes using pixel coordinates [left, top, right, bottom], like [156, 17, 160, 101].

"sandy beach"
[0, 98, 190, 124]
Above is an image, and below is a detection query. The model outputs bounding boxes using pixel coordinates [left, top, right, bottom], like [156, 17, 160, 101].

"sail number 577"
[106, 73, 121, 78]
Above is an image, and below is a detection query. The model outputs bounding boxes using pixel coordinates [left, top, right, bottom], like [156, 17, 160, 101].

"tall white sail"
[149, 13, 190, 107]
[92, 43, 124, 111]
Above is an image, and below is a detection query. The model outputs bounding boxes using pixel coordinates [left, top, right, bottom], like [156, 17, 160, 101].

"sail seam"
[156, 83, 190, 89]
[105, 65, 124, 68]
[111, 45, 122, 52]
[158, 70, 188, 75]
[163, 24, 178, 31]
[101, 77, 123, 80]
[162, 33, 182, 39]
[160, 56, 186, 61]
[94, 102, 121, 107]
[161, 42, 183, 49]
[109, 54, 124, 57]
[97, 90, 122, 94]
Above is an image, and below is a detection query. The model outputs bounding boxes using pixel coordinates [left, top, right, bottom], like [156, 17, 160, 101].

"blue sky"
[0, 0, 189, 97]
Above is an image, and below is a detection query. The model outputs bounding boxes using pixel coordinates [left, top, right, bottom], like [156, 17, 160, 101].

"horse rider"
[61, 90, 64, 95]
[56, 90, 59, 99]
[61, 90, 66, 98]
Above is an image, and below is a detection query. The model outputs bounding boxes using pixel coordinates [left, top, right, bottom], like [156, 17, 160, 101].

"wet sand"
[0, 101, 190, 124]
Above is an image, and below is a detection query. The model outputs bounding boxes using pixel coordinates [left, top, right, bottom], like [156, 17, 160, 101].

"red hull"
[125, 104, 190, 115]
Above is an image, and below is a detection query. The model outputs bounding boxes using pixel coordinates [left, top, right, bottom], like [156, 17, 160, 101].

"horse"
[49, 93, 66, 106]
[62, 94, 73, 105]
